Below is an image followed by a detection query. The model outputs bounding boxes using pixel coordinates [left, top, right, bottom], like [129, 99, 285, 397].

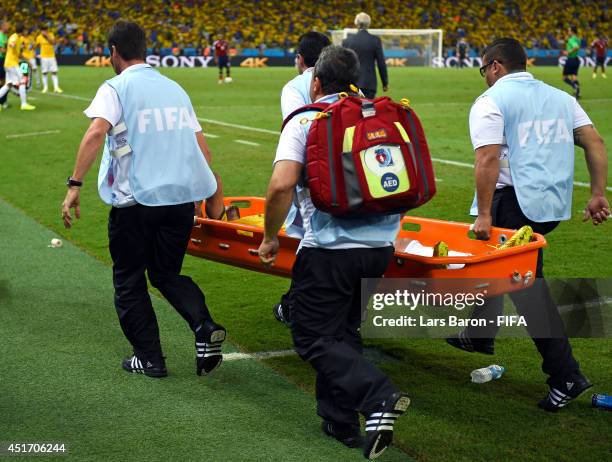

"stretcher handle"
[248, 249, 259, 256]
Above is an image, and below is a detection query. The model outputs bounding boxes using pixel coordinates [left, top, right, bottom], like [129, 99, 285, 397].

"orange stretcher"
[187, 197, 547, 297]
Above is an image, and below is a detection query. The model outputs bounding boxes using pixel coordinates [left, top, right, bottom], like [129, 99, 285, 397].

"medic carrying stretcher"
[187, 96, 545, 298]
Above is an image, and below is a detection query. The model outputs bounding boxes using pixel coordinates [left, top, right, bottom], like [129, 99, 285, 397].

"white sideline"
[223, 349, 296, 362]
[6, 129, 61, 139]
[35, 90, 612, 192]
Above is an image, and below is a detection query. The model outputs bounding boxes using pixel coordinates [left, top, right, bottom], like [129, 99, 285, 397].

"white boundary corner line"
[36, 90, 612, 192]
[223, 349, 296, 362]
[6, 129, 61, 139]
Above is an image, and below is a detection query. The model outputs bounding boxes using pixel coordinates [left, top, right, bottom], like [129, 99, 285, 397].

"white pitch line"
[204, 133, 219, 138]
[32, 89, 91, 102]
[223, 349, 296, 362]
[6, 129, 61, 139]
[235, 139, 260, 146]
[198, 117, 278, 135]
[36, 91, 612, 192]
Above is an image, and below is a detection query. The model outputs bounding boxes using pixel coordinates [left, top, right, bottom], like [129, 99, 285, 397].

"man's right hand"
[583, 195, 610, 225]
[258, 237, 279, 268]
[472, 214, 492, 240]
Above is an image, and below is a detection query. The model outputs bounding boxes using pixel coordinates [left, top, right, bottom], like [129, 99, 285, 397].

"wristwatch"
[66, 177, 83, 188]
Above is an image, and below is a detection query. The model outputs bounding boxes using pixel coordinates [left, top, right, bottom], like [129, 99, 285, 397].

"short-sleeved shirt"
[566, 35, 580, 58]
[591, 39, 607, 58]
[35, 33, 55, 58]
[469, 72, 592, 189]
[84, 63, 203, 206]
[274, 93, 400, 250]
[4, 33, 23, 68]
[213, 40, 228, 57]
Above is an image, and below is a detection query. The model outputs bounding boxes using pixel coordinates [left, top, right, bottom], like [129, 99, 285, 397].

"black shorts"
[596, 56, 605, 66]
[217, 56, 229, 69]
[563, 57, 580, 76]
[0, 57, 5, 80]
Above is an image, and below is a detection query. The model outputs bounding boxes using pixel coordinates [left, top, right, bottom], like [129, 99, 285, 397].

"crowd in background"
[3, 0, 610, 55]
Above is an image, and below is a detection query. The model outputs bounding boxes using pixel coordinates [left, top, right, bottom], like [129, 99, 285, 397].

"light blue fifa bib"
[97, 65, 217, 207]
[470, 76, 576, 222]
[284, 70, 313, 110]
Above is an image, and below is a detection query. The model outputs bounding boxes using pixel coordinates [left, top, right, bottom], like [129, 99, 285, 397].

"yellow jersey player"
[0, 22, 36, 110]
[23, 28, 40, 87]
[36, 25, 61, 93]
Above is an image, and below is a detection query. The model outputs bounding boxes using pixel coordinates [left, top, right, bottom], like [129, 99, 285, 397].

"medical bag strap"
[280, 103, 329, 132]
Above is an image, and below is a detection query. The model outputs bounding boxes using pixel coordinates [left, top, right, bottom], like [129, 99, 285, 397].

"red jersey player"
[591, 36, 607, 78]
[213, 34, 231, 83]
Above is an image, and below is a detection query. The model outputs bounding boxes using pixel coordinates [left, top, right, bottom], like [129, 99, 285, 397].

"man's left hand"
[383, 85, 389, 92]
[583, 195, 610, 225]
[62, 188, 81, 229]
[258, 237, 279, 268]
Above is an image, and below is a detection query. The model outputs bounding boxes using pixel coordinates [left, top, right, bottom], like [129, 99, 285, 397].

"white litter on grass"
[49, 238, 63, 248]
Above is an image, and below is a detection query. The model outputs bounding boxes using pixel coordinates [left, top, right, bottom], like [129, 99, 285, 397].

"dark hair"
[483, 38, 526, 72]
[108, 20, 146, 61]
[296, 32, 331, 68]
[569, 25, 578, 34]
[15, 22, 24, 34]
[313, 46, 360, 94]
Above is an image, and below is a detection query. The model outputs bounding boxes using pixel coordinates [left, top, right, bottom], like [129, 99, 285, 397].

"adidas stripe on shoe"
[121, 355, 168, 378]
[363, 392, 411, 460]
[538, 373, 593, 412]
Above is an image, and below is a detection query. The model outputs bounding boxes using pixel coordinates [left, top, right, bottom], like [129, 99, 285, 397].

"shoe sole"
[121, 363, 168, 378]
[196, 329, 225, 376]
[364, 394, 411, 460]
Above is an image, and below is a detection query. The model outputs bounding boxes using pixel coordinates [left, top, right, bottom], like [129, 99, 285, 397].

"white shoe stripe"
[548, 393, 559, 404]
[375, 425, 395, 431]
[203, 353, 222, 358]
[551, 388, 567, 399]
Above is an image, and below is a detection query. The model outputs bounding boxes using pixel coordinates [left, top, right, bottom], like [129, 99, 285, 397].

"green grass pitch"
[0, 65, 610, 461]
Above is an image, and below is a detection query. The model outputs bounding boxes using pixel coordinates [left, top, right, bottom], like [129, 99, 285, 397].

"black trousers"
[467, 187, 579, 381]
[108, 202, 213, 362]
[290, 246, 397, 425]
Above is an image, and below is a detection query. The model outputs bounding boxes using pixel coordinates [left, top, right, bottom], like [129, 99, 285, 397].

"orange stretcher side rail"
[187, 197, 547, 295]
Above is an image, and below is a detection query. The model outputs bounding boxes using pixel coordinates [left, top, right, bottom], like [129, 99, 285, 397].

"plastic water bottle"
[592, 394, 612, 410]
[470, 365, 505, 383]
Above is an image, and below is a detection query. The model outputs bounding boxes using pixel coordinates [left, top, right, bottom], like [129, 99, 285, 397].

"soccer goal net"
[330, 29, 443, 67]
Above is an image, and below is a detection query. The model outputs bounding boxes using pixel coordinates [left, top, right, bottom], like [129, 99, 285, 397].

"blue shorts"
[218, 56, 229, 69]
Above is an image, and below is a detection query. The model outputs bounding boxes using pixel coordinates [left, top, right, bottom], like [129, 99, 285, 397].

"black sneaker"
[363, 392, 410, 460]
[272, 302, 291, 327]
[195, 321, 226, 376]
[122, 355, 167, 378]
[322, 421, 364, 449]
[538, 371, 593, 412]
[446, 331, 495, 355]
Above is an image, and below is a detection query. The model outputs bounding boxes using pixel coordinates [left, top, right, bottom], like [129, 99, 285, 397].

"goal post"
[330, 29, 443, 67]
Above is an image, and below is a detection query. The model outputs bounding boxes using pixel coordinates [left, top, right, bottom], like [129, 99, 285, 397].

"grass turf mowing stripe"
[0, 198, 411, 461]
